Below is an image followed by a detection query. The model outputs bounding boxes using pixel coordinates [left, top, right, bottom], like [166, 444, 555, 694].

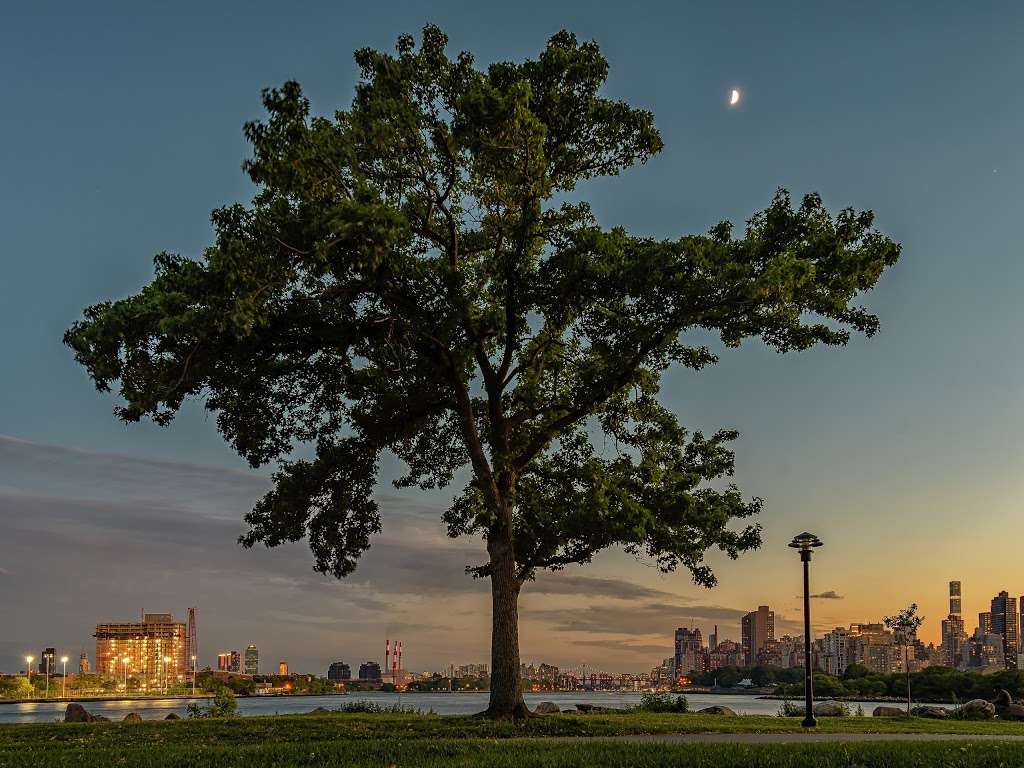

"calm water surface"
[0, 692, 944, 724]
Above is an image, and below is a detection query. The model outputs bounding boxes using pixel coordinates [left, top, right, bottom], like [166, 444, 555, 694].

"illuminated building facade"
[95, 613, 187, 685]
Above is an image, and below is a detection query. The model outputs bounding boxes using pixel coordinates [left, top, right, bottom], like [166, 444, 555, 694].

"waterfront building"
[990, 591, 1019, 669]
[229, 650, 241, 673]
[95, 613, 187, 685]
[673, 627, 704, 676]
[217, 652, 231, 671]
[358, 661, 382, 681]
[278, 660, 289, 676]
[39, 648, 56, 674]
[741, 606, 774, 666]
[78, 652, 90, 674]
[244, 645, 259, 675]
[707, 639, 743, 671]
[328, 661, 351, 681]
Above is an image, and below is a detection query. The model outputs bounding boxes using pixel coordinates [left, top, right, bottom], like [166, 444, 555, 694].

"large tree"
[65, 27, 900, 718]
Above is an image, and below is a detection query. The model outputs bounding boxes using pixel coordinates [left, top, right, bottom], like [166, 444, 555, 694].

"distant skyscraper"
[244, 645, 259, 675]
[940, 614, 966, 667]
[229, 650, 241, 673]
[78, 652, 90, 674]
[328, 661, 351, 681]
[709, 625, 718, 651]
[741, 606, 775, 666]
[949, 581, 962, 616]
[979, 612, 993, 635]
[673, 627, 704, 676]
[278, 660, 289, 676]
[990, 591, 1018, 669]
[358, 661, 382, 681]
[39, 648, 55, 674]
[217, 653, 231, 671]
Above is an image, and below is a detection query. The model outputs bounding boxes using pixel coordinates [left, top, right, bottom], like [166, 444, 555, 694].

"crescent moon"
[729, 89, 741, 106]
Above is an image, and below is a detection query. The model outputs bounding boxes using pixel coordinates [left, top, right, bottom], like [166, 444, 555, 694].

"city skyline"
[2, 2, 1023, 678]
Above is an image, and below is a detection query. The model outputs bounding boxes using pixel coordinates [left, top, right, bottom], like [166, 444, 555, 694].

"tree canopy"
[65, 26, 900, 716]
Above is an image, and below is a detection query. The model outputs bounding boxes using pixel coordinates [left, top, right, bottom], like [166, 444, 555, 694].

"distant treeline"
[772, 665, 1024, 702]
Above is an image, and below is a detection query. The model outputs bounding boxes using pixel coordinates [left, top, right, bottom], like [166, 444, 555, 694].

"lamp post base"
[802, 715, 817, 728]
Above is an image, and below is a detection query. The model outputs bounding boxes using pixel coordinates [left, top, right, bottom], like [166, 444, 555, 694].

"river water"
[0, 692, 939, 724]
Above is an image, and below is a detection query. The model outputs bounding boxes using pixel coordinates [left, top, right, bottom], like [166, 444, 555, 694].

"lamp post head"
[60, 656, 68, 664]
[789, 532, 822, 561]
[25, 656, 33, 664]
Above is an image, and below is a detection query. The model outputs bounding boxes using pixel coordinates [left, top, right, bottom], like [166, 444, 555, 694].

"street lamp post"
[25, 656, 34, 697]
[163, 656, 171, 694]
[789, 532, 823, 729]
[122, 656, 130, 691]
[45, 656, 50, 699]
[61, 656, 69, 698]
[191, 655, 197, 696]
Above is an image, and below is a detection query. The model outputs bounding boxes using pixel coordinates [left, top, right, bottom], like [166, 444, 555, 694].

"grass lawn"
[3, 712, 1024, 767]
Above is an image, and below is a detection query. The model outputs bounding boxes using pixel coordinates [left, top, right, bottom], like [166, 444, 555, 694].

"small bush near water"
[777, 700, 802, 717]
[634, 693, 688, 713]
[186, 689, 238, 719]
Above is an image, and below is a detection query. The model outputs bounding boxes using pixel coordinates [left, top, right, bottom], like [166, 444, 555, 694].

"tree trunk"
[482, 537, 530, 719]
[906, 648, 911, 716]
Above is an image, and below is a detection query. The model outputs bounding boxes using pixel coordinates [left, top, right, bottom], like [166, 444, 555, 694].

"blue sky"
[1, 1, 1022, 674]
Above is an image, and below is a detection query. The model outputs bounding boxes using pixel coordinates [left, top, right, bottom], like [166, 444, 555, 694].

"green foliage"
[64, 24, 901, 715]
[635, 693, 688, 713]
[777, 699, 802, 717]
[776, 667, 1024, 702]
[5, 712, 1024, 768]
[186, 689, 238, 719]
[0, 676, 33, 699]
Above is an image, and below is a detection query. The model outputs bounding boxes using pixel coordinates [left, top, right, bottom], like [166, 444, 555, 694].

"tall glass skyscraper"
[990, 591, 1019, 669]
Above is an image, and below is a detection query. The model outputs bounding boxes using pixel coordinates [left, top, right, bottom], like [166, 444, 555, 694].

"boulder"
[310, 707, 331, 713]
[93, 716, 111, 722]
[812, 701, 848, 717]
[872, 706, 906, 717]
[914, 706, 948, 719]
[960, 699, 996, 720]
[164, 712, 181, 720]
[534, 702, 560, 714]
[122, 712, 143, 722]
[64, 703, 94, 723]
[698, 705, 737, 716]
[573, 703, 623, 714]
[997, 703, 1024, 721]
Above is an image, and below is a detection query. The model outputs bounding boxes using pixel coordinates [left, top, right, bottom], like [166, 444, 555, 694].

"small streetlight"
[191, 655, 197, 696]
[163, 656, 171, 694]
[61, 656, 69, 698]
[44, 655, 51, 699]
[122, 656, 130, 691]
[789, 532, 823, 729]
[25, 656, 34, 692]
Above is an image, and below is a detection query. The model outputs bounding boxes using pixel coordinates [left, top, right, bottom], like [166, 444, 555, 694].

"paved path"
[555, 732, 1024, 744]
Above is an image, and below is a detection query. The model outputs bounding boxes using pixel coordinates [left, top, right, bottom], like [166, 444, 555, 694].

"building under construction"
[94, 612, 187, 685]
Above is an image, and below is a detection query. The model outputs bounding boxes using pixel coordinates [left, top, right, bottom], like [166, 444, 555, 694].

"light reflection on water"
[0, 692, 940, 724]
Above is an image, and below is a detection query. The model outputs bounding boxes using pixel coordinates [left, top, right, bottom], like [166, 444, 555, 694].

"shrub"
[777, 700, 802, 717]
[635, 692, 688, 713]
[187, 689, 237, 718]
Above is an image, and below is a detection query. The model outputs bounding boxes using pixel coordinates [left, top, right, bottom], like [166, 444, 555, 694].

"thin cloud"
[529, 573, 679, 601]
[809, 591, 844, 600]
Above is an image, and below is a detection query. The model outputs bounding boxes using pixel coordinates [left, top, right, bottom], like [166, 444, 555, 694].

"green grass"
[3, 713, 1024, 767]
[3, 735, 1024, 768]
